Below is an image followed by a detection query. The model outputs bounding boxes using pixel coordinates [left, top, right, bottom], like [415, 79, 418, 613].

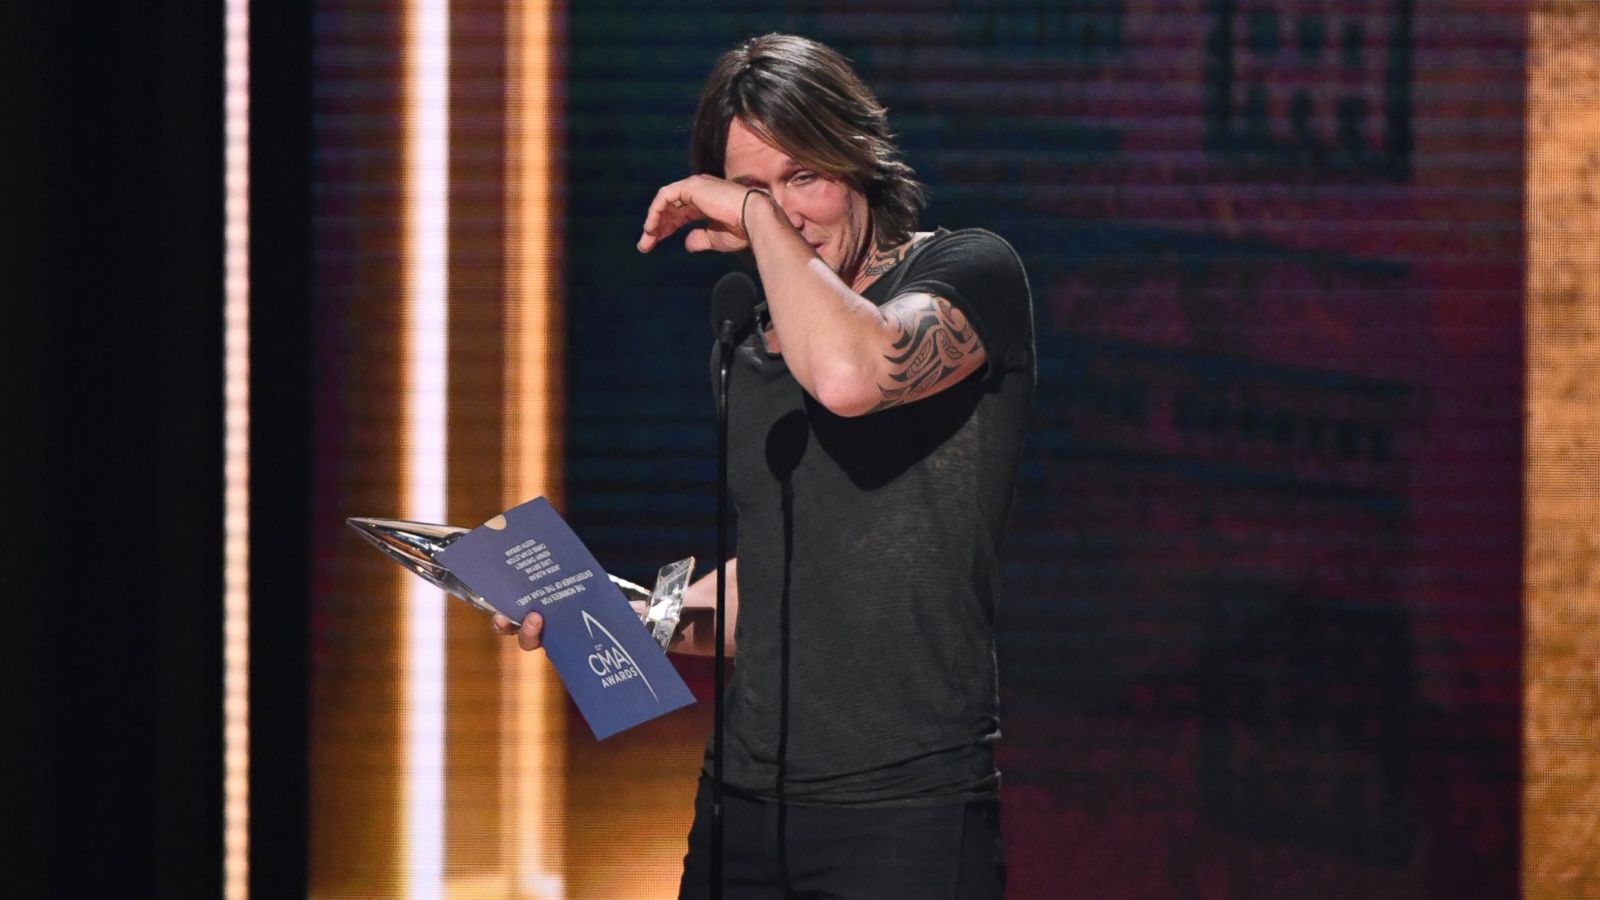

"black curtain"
[7, 0, 312, 894]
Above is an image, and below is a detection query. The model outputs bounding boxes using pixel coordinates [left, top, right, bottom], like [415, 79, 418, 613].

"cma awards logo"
[582, 610, 659, 701]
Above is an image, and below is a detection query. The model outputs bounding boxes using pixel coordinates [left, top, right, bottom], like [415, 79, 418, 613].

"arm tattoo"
[873, 295, 981, 411]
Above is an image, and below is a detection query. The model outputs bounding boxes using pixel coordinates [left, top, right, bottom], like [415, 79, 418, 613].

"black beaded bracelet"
[740, 188, 772, 236]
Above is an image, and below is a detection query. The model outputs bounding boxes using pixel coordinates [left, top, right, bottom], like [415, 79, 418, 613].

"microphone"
[707, 269, 757, 900]
[711, 271, 759, 345]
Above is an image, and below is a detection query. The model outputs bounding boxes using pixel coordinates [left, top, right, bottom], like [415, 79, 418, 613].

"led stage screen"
[307, 2, 1534, 897]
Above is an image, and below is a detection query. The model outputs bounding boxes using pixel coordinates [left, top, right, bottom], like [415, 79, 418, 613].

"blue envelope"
[436, 497, 696, 740]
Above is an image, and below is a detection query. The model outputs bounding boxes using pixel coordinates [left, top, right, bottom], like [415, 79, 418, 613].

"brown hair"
[691, 34, 926, 246]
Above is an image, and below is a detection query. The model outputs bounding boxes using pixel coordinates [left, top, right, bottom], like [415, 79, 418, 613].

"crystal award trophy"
[347, 515, 695, 651]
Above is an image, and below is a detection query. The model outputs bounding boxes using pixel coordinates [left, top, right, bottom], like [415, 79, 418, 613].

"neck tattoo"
[862, 240, 911, 278]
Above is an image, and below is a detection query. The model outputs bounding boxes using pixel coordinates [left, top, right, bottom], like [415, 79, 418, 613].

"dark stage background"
[11, 0, 1544, 897]
[560, 3, 1523, 898]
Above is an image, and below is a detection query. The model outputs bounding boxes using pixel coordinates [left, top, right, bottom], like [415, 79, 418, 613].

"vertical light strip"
[505, 1, 565, 896]
[1524, 5, 1600, 897]
[506, 0, 558, 523]
[404, 0, 450, 896]
[222, 0, 251, 897]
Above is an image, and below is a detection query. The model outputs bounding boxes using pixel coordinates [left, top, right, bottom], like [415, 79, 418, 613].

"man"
[495, 33, 1033, 899]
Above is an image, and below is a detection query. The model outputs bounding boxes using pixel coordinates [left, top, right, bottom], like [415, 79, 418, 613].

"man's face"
[723, 118, 871, 279]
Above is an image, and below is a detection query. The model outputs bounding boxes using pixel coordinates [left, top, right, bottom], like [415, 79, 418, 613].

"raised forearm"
[742, 192, 888, 413]
[635, 175, 985, 416]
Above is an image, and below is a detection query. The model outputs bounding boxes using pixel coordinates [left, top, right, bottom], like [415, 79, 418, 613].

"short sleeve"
[889, 229, 1035, 378]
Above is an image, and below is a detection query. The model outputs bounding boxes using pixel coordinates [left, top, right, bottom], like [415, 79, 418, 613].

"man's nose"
[767, 189, 806, 231]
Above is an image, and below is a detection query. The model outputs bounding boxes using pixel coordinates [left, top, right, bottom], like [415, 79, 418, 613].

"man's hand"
[491, 611, 545, 652]
[637, 174, 759, 255]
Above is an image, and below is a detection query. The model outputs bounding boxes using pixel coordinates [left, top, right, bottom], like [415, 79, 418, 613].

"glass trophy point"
[345, 516, 693, 649]
[345, 517, 499, 616]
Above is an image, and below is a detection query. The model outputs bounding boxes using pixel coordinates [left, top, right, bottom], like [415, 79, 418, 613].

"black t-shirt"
[714, 228, 1035, 806]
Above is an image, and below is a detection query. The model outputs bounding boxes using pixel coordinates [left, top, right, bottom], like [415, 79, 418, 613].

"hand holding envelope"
[347, 497, 697, 740]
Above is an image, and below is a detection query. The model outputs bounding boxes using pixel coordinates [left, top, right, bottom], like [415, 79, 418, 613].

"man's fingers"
[641, 176, 742, 253]
[684, 228, 749, 254]
[640, 203, 692, 253]
[642, 185, 677, 233]
[493, 612, 544, 652]
[517, 612, 545, 652]
[643, 184, 695, 235]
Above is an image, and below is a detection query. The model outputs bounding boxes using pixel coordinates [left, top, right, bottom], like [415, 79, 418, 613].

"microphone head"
[711, 271, 760, 340]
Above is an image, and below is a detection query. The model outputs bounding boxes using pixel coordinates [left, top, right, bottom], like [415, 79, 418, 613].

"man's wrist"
[740, 187, 773, 237]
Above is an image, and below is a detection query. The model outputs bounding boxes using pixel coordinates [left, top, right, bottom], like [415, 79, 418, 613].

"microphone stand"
[711, 320, 734, 900]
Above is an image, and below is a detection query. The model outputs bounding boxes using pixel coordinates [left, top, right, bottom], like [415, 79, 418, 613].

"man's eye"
[790, 171, 817, 186]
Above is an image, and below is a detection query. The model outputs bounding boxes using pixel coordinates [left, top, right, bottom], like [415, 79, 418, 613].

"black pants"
[677, 780, 1006, 900]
